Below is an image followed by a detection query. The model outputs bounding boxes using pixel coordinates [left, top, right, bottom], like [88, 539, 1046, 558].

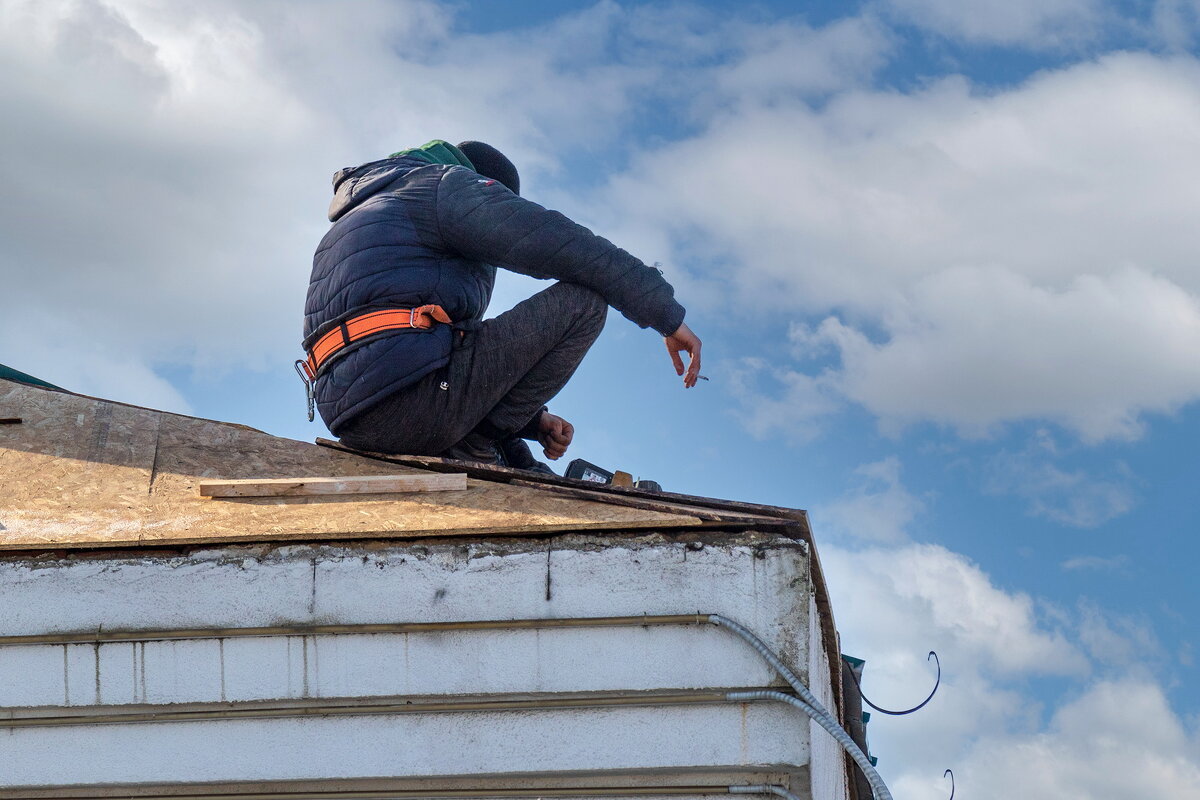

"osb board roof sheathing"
[0, 380, 705, 551]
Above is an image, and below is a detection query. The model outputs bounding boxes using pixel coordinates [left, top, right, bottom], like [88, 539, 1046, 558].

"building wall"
[0, 531, 845, 798]
[809, 590, 850, 800]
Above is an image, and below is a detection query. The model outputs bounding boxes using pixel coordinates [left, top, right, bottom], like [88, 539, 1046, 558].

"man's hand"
[664, 322, 702, 388]
[537, 412, 574, 460]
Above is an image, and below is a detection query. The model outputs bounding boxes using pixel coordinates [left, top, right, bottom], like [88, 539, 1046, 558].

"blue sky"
[3, 0, 1200, 795]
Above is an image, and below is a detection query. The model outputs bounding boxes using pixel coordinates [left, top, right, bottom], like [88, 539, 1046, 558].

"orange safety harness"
[294, 304, 452, 421]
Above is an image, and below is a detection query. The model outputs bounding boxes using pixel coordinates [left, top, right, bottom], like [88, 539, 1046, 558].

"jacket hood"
[327, 140, 475, 222]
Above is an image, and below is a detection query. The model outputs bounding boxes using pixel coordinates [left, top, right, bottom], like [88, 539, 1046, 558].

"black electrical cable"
[944, 768, 955, 800]
[846, 650, 941, 716]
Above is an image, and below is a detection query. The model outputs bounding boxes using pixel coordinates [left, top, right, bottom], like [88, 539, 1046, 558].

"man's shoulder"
[382, 163, 481, 205]
[435, 162, 490, 187]
[435, 164, 520, 210]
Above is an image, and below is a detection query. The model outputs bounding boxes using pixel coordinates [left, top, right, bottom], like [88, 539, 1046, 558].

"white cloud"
[824, 543, 1085, 779]
[882, 0, 1104, 47]
[825, 543, 1200, 798]
[983, 433, 1138, 526]
[1, 0, 393, 398]
[827, 544, 1085, 678]
[946, 680, 1200, 799]
[711, 15, 893, 103]
[0, 313, 191, 413]
[723, 357, 841, 443]
[1076, 601, 1162, 668]
[827, 267, 1200, 442]
[1061, 554, 1129, 571]
[1153, 0, 1200, 51]
[601, 52, 1200, 442]
[817, 456, 926, 542]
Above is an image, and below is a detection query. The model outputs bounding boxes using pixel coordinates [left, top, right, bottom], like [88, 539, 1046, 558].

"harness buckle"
[293, 360, 315, 422]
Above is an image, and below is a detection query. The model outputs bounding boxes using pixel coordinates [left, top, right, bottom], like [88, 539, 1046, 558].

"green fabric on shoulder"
[388, 140, 475, 170]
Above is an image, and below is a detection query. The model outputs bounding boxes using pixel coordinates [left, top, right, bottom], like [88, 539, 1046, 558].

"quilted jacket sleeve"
[435, 167, 686, 336]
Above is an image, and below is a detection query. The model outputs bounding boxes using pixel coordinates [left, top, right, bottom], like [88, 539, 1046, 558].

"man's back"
[301, 140, 698, 463]
[305, 153, 493, 432]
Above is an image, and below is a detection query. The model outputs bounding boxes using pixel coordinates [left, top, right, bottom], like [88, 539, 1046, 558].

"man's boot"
[438, 433, 503, 465]
[498, 437, 556, 475]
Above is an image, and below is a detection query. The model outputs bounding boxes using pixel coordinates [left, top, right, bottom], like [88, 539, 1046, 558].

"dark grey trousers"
[337, 282, 607, 456]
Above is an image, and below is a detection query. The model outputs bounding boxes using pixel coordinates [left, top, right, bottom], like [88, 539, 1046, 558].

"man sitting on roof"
[300, 140, 701, 469]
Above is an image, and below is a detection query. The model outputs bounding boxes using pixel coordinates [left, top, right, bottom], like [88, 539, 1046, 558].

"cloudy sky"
[3, 0, 1199, 795]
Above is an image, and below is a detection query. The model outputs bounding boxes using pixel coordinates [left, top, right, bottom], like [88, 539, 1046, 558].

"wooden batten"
[198, 473, 468, 498]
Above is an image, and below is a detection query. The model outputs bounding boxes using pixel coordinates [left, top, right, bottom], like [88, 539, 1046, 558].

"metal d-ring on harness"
[294, 304, 453, 422]
[293, 359, 316, 422]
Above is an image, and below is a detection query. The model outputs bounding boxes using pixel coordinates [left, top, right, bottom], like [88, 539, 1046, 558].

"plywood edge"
[0, 513, 705, 552]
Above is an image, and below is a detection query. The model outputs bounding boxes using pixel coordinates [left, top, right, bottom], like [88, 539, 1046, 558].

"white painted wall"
[0, 533, 845, 798]
[2, 704, 807, 785]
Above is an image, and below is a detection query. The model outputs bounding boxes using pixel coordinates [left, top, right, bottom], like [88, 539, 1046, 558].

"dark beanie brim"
[457, 141, 520, 195]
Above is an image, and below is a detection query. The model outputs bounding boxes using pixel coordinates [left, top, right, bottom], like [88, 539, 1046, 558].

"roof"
[0, 378, 805, 553]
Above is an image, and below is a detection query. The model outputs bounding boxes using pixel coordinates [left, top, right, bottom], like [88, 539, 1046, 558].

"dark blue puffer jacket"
[304, 147, 686, 433]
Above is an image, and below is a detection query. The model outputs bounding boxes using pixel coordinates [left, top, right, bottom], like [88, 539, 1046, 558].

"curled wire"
[944, 768, 955, 800]
[846, 650, 941, 716]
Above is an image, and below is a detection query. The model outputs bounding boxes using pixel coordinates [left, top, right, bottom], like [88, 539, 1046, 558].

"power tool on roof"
[565, 458, 662, 493]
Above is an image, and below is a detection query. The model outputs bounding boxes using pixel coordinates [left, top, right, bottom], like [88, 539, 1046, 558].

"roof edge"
[314, 438, 811, 529]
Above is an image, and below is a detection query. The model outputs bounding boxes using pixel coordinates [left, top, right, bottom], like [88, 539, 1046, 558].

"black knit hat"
[457, 141, 520, 195]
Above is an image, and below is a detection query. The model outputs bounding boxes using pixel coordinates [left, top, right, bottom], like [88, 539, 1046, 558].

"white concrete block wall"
[1, 704, 807, 785]
[1, 536, 811, 705]
[0, 532, 844, 797]
[2, 627, 777, 708]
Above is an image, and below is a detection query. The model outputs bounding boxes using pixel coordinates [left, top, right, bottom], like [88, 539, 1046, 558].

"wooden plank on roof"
[198, 473, 467, 498]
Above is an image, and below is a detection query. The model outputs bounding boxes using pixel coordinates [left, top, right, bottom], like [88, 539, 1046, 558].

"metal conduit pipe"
[708, 615, 836, 727]
[710, 615, 893, 800]
[728, 691, 889, 800]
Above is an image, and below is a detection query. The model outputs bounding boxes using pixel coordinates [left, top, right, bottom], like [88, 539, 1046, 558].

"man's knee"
[554, 282, 608, 333]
